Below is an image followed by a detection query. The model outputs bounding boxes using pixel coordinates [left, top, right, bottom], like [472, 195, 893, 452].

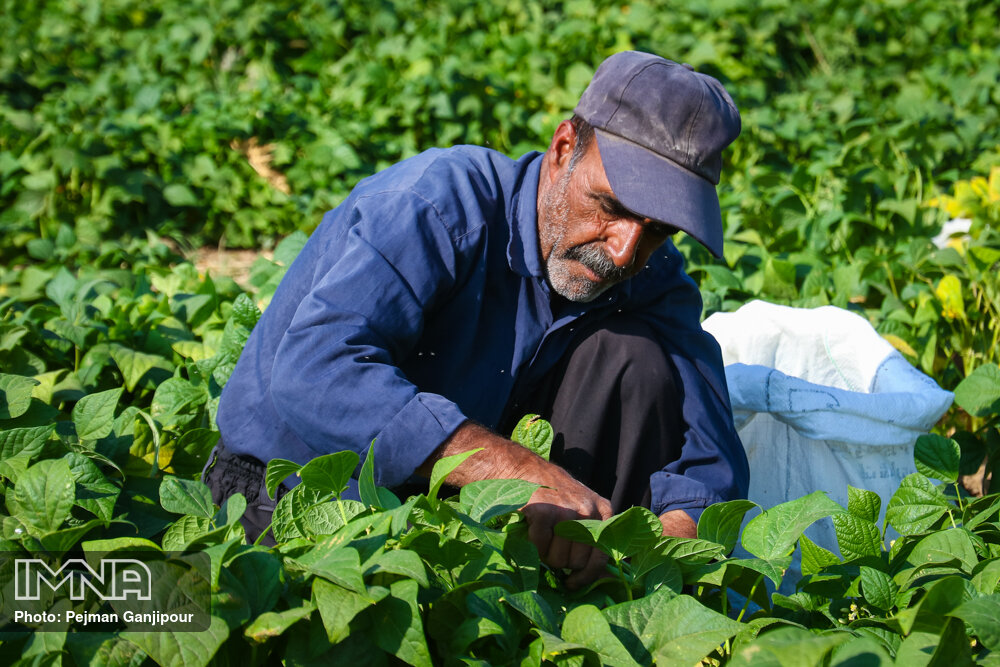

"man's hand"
[419, 421, 612, 589]
[658, 508, 697, 538]
[519, 464, 612, 590]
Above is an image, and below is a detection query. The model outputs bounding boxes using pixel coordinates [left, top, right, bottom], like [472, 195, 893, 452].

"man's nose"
[605, 221, 644, 268]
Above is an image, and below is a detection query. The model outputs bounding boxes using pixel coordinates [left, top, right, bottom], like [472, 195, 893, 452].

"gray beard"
[539, 174, 632, 303]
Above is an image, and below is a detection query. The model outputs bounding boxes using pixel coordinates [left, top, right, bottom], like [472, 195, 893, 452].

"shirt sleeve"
[626, 242, 750, 517]
[268, 189, 473, 487]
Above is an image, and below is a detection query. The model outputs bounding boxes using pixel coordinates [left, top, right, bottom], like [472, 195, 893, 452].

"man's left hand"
[658, 509, 697, 538]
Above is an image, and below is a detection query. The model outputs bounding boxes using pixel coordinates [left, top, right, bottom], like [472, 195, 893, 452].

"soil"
[188, 246, 273, 288]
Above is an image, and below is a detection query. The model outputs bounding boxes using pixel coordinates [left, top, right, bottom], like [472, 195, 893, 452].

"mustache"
[565, 243, 631, 283]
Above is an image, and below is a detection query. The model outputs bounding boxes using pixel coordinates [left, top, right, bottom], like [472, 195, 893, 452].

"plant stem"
[737, 574, 764, 622]
[337, 497, 349, 525]
[616, 557, 633, 602]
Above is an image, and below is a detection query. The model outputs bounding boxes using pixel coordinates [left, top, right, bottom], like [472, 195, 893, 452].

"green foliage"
[511, 413, 554, 461]
[1, 244, 1000, 663]
[4, 0, 1000, 663]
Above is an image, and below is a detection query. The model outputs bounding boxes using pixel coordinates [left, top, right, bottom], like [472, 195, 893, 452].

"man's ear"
[545, 120, 577, 181]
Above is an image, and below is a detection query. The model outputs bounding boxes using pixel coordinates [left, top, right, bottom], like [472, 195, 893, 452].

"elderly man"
[206, 51, 749, 587]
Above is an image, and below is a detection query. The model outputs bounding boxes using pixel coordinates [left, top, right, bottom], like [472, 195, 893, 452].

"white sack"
[703, 300, 953, 567]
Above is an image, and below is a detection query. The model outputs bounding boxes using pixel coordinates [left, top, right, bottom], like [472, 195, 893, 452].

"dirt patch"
[189, 246, 273, 288]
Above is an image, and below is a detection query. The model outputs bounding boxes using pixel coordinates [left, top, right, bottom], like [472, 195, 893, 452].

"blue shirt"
[217, 146, 749, 515]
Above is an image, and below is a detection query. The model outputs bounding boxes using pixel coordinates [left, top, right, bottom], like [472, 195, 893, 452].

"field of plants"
[2, 0, 1000, 664]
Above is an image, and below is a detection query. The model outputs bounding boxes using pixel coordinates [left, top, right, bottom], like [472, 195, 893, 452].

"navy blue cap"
[574, 51, 741, 258]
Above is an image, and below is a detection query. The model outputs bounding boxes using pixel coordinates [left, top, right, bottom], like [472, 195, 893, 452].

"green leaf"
[82, 536, 162, 553]
[656, 536, 728, 563]
[273, 231, 309, 266]
[373, 579, 433, 667]
[465, 586, 519, 652]
[163, 183, 199, 207]
[230, 293, 261, 329]
[303, 499, 368, 536]
[150, 379, 207, 419]
[890, 576, 971, 635]
[511, 414, 554, 460]
[860, 566, 899, 611]
[893, 617, 972, 666]
[22, 630, 66, 662]
[561, 604, 641, 667]
[271, 485, 322, 542]
[213, 493, 246, 528]
[741, 491, 844, 560]
[13, 458, 75, 534]
[532, 630, 592, 664]
[833, 513, 882, 560]
[161, 515, 213, 551]
[954, 363, 1000, 417]
[0, 373, 40, 419]
[829, 637, 893, 666]
[950, 594, 1000, 651]
[503, 590, 559, 635]
[885, 473, 951, 535]
[159, 476, 215, 518]
[909, 528, 979, 573]
[555, 506, 663, 561]
[72, 387, 124, 441]
[846, 486, 882, 523]
[459, 478, 539, 523]
[359, 441, 402, 510]
[971, 560, 1000, 595]
[228, 551, 282, 617]
[728, 626, 850, 667]
[244, 603, 314, 644]
[122, 615, 228, 667]
[365, 548, 429, 588]
[763, 256, 798, 300]
[167, 428, 219, 476]
[914, 434, 961, 484]
[264, 458, 301, 499]
[799, 534, 841, 576]
[596, 506, 664, 560]
[298, 450, 360, 496]
[602, 588, 678, 664]
[66, 451, 121, 522]
[648, 595, 744, 665]
[697, 499, 757, 554]
[0, 424, 55, 462]
[296, 546, 367, 594]
[110, 344, 173, 392]
[428, 447, 483, 502]
[313, 578, 384, 644]
[37, 518, 105, 552]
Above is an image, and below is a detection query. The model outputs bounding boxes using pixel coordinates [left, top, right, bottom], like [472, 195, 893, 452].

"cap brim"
[594, 130, 725, 258]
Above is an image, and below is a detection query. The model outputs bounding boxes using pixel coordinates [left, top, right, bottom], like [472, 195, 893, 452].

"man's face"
[538, 135, 677, 303]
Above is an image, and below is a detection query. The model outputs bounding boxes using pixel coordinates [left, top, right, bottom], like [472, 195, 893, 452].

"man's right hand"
[519, 465, 612, 589]
[418, 421, 613, 589]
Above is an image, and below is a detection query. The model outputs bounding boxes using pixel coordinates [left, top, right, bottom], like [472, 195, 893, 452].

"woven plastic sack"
[702, 300, 953, 571]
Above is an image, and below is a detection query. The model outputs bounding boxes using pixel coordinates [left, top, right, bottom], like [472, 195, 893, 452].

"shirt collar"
[507, 151, 545, 278]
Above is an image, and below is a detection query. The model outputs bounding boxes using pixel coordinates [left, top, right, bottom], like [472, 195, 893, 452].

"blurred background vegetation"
[2, 0, 999, 390]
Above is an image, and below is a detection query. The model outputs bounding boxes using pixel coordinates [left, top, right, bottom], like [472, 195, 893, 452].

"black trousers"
[203, 315, 685, 544]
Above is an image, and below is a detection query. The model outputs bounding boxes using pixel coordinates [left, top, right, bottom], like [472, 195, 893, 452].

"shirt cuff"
[369, 391, 468, 488]
[649, 471, 724, 520]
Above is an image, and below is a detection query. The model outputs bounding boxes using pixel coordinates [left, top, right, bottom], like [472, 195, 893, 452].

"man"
[206, 51, 749, 588]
